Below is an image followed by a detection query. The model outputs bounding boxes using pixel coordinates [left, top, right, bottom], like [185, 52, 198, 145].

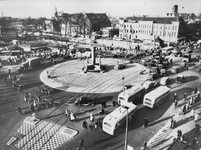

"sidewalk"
[147, 95, 201, 150]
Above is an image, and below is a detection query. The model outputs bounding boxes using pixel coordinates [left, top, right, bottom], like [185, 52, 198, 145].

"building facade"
[119, 16, 186, 44]
[0, 26, 17, 40]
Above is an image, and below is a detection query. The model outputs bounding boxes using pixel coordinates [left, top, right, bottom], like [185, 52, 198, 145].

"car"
[12, 82, 24, 90]
[114, 63, 126, 70]
[171, 66, 180, 74]
[122, 84, 134, 91]
[16, 62, 29, 73]
[74, 96, 96, 106]
[160, 77, 170, 85]
[160, 69, 166, 76]
[40, 85, 54, 94]
[142, 81, 158, 90]
[176, 74, 185, 83]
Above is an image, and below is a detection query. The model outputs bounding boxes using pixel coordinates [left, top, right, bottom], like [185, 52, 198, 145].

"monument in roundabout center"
[82, 47, 106, 73]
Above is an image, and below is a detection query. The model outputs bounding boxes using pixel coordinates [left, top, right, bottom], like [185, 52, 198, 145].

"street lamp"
[124, 106, 129, 150]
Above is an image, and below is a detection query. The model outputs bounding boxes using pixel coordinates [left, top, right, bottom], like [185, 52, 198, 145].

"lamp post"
[124, 107, 128, 150]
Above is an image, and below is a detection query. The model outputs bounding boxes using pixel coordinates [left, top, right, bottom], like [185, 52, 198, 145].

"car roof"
[161, 77, 169, 81]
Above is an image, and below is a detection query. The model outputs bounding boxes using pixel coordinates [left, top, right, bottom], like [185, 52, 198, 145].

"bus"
[143, 86, 170, 109]
[161, 46, 174, 55]
[26, 57, 41, 67]
[118, 84, 145, 105]
[102, 103, 137, 135]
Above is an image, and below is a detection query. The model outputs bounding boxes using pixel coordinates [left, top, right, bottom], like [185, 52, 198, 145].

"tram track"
[14, 62, 147, 149]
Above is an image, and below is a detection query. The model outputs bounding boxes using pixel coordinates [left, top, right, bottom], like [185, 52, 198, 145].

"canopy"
[4, 44, 24, 51]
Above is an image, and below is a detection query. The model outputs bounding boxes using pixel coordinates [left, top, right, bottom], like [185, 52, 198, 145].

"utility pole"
[124, 108, 128, 150]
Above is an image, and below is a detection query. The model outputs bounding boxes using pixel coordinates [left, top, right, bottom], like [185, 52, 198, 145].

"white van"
[102, 103, 137, 135]
[143, 86, 170, 108]
[162, 46, 174, 55]
[118, 84, 145, 105]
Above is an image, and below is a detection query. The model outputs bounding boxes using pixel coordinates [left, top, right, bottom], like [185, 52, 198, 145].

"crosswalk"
[7, 117, 78, 150]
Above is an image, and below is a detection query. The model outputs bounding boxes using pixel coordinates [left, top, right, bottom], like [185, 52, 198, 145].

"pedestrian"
[189, 97, 193, 105]
[173, 93, 177, 101]
[89, 113, 95, 122]
[99, 106, 105, 115]
[185, 102, 189, 111]
[101, 100, 106, 108]
[194, 113, 199, 122]
[182, 105, 186, 115]
[70, 112, 76, 121]
[112, 99, 116, 107]
[65, 108, 69, 117]
[170, 117, 176, 129]
[17, 106, 22, 114]
[174, 99, 178, 108]
[141, 141, 148, 150]
[177, 129, 182, 139]
[190, 109, 195, 118]
[186, 65, 189, 70]
[194, 87, 198, 94]
[143, 117, 149, 128]
[32, 112, 36, 121]
[79, 138, 85, 150]
[184, 93, 187, 100]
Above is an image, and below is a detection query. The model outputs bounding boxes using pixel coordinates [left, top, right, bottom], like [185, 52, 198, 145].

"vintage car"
[74, 96, 96, 106]
[40, 85, 54, 94]
[142, 81, 158, 90]
[12, 81, 24, 90]
[171, 66, 180, 74]
[160, 77, 170, 85]
[176, 74, 185, 83]
[114, 63, 126, 70]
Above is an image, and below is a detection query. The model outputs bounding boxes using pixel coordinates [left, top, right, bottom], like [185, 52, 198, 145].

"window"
[172, 26, 174, 30]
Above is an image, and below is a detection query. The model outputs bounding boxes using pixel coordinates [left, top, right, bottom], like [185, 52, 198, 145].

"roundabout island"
[40, 57, 149, 93]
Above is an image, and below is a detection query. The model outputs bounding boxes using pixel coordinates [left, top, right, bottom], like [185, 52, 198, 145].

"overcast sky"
[0, 0, 201, 18]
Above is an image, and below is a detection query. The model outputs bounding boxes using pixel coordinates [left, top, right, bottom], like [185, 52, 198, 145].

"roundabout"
[40, 58, 149, 93]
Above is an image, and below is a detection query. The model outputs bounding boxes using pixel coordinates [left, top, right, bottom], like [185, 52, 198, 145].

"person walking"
[79, 138, 85, 150]
[89, 113, 95, 122]
[17, 106, 22, 114]
[184, 93, 187, 100]
[194, 113, 199, 122]
[174, 99, 178, 108]
[112, 99, 116, 107]
[173, 93, 177, 101]
[143, 117, 149, 128]
[182, 104, 186, 115]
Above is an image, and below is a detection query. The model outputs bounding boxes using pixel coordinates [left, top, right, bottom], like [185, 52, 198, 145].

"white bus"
[143, 86, 171, 109]
[102, 103, 137, 135]
[118, 84, 145, 105]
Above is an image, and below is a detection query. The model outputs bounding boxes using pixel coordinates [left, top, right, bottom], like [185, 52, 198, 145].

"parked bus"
[102, 103, 137, 135]
[161, 46, 174, 55]
[118, 84, 145, 105]
[26, 57, 41, 67]
[143, 86, 171, 108]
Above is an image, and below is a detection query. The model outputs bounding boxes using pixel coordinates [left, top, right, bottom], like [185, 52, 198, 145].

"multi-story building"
[119, 5, 188, 44]
[119, 16, 187, 44]
[55, 12, 111, 37]
[0, 26, 17, 40]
